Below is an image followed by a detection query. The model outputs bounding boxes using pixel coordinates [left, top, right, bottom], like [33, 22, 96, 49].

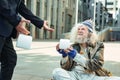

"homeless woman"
[52, 20, 120, 80]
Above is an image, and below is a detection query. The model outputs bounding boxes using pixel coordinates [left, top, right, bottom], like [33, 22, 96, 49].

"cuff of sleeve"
[14, 16, 21, 28]
[31, 19, 44, 29]
[37, 20, 44, 29]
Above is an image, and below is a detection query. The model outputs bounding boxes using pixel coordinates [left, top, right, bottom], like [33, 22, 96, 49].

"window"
[107, 2, 113, 5]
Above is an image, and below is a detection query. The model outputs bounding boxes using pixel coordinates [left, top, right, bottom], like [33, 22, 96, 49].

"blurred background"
[23, 0, 120, 42]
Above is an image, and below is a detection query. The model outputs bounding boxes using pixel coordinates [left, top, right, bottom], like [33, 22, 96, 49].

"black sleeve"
[18, 0, 44, 29]
[0, 0, 21, 27]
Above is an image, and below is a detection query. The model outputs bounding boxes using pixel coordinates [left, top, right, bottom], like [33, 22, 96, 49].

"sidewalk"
[13, 40, 60, 80]
[12, 41, 120, 80]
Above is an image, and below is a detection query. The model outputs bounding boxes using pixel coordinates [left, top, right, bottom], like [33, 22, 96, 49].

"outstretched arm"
[18, 0, 54, 32]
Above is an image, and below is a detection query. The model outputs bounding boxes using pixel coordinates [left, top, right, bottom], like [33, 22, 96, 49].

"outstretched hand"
[56, 44, 67, 57]
[16, 19, 30, 35]
[43, 21, 54, 32]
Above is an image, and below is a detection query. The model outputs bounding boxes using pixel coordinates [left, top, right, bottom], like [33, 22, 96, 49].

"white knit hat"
[82, 20, 93, 32]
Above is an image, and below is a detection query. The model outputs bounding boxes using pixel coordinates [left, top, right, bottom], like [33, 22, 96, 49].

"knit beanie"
[82, 20, 93, 32]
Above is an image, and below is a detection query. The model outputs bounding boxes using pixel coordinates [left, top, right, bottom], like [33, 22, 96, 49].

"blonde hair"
[70, 23, 98, 44]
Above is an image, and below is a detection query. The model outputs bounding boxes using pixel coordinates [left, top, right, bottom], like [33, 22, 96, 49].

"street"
[12, 40, 120, 80]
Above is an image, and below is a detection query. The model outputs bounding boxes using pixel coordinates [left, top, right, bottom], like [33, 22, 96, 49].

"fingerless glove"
[57, 49, 67, 57]
[67, 49, 77, 58]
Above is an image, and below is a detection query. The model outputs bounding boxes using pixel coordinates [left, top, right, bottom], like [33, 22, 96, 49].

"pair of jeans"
[0, 36, 17, 80]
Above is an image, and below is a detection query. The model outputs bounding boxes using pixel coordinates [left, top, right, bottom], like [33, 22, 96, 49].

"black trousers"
[0, 36, 17, 80]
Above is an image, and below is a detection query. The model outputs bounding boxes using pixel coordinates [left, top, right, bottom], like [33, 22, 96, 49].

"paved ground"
[12, 40, 120, 80]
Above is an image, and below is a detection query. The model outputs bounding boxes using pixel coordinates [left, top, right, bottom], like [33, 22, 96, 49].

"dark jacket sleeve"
[87, 42, 104, 71]
[0, 0, 21, 27]
[18, 0, 44, 29]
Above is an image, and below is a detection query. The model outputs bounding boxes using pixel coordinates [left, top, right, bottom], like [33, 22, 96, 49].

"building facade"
[24, 0, 77, 39]
[88, 0, 115, 31]
[24, 0, 120, 40]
